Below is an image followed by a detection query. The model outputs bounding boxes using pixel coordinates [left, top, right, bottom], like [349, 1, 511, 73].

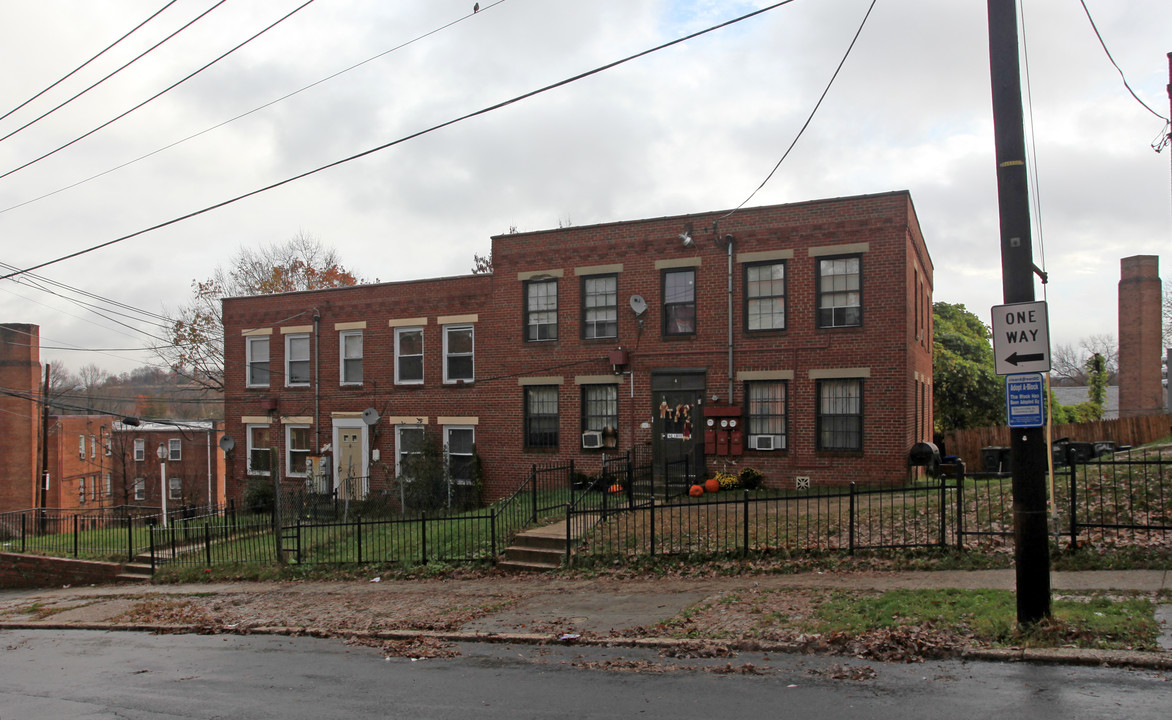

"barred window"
[816, 379, 863, 451]
[745, 261, 786, 331]
[817, 256, 862, 328]
[524, 386, 559, 449]
[525, 279, 558, 341]
[582, 275, 617, 339]
[746, 381, 786, 450]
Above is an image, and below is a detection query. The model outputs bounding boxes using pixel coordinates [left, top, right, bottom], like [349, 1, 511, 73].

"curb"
[3, 621, 1169, 670]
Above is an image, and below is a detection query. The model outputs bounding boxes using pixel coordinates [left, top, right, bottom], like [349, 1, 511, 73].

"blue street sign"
[1005, 372, 1045, 428]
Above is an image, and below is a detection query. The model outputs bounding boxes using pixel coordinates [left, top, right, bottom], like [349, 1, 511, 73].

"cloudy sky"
[1, 0, 1169, 377]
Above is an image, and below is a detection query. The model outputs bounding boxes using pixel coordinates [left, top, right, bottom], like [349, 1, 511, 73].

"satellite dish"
[362, 408, 380, 426]
[219, 435, 235, 453]
[629, 294, 647, 317]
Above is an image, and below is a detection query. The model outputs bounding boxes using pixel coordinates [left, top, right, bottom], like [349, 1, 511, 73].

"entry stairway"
[497, 511, 602, 572]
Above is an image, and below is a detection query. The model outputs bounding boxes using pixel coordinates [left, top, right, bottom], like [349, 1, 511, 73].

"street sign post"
[1005, 372, 1045, 428]
[991, 300, 1050, 376]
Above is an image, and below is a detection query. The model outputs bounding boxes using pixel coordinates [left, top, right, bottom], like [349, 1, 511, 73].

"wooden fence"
[941, 413, 1172, 469]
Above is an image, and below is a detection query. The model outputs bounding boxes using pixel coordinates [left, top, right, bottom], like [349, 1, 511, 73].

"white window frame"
[104, 472, 112, 498]
[90, 434, 97, 460]
[79, 435, 86, 460]
[394, 326, 424, 385]
[444, 426, 476, 486]
[285, 333, 311, 387]
[103, 435, 112, 456]
[246, 423, 273, 476]
[339, 330, 363, 386]
[168, 438, 182, 461]
[168, 477, 183, 501]
[78, 477, 86, 504]
[443, 324, 475, 384]
[134, 477, 146, 501]
[246, 336, 270, 388]
[286, 424, 311, 478]
[133, 438, 145, 462]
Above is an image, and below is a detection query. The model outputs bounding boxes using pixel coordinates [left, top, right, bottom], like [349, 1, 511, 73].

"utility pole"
[987, 0, 1051, 624]
[39, 364, 50, 521]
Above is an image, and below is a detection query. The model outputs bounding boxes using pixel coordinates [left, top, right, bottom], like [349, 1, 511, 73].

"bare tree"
[1050, 335, 1118, 386]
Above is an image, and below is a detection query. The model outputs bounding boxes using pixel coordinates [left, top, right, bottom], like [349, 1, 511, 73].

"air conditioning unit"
[751, 435, 775, 451]
[581, 431, 603, 449]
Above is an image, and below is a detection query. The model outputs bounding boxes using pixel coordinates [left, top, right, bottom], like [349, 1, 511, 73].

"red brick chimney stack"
[0, 324, 41, 513]
[1117, 256, 1163, 417]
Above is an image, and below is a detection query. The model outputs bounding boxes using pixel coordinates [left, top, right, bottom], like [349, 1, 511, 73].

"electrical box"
[703, 406, 743, 457]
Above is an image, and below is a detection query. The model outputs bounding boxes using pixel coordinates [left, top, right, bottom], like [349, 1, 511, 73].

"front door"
[336, 429, 363, 500]
[651, 371, 706, 487]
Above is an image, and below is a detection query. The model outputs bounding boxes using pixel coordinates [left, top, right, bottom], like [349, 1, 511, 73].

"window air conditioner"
[582, 431, 603, 449]
[752, 435, 774, 451]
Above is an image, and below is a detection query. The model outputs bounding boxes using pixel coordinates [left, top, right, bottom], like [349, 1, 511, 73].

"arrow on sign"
[1004, 352, 1045, 366]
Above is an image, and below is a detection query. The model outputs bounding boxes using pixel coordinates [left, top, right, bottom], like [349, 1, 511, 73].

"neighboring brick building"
[0, 325, 226, 515]
[221, 192, 934, 503]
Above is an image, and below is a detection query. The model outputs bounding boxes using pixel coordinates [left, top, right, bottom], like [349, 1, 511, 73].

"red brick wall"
[222, 192, 934, 501]
[0, 552, 123, 589]
[0, 324, 41, 514]
[1118, 256, 1162, 417]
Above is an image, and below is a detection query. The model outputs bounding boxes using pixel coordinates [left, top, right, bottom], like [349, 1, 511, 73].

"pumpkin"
[688, 484, 704, 497]
[608, 483, 624, 495]
[704, 478, 720, 494]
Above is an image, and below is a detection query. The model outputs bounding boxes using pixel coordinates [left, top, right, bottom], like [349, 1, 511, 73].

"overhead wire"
[0, 0, 318, 181]
[0, 0, 230, 145]
[716, 0, 876, 223]
[0, 0, 510, 216]
[1076, 0, 1169, 123]
[0, 0, 182, 124]
[1019, 0, 1047, 297]
[0, 0, 800, 283]
[0, 261, 170, 322]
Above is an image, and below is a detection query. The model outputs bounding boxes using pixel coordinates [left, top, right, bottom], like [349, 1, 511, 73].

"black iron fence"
[6, 448, 1171, 571]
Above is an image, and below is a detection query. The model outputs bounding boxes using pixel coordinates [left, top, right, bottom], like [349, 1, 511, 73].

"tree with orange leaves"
[156, 232, 363, 392]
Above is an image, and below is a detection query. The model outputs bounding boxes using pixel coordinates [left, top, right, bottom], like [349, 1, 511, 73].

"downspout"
[206, 427, 213, 506]
[725, 235, 734, 403]
[313, 308, 321, 452]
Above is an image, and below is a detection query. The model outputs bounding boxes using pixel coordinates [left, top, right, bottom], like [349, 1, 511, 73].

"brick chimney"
[1117, 256, 1162, 417]
[0, 324, 41, 513]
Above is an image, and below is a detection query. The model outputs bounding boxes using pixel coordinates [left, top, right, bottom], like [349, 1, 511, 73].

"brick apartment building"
[221, 192, 934, 504]
[0, 324, 226, 515]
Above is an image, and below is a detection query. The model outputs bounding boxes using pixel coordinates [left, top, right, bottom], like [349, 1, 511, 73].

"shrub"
[714, 471, 740, 490]
[738, 467, 763, 490]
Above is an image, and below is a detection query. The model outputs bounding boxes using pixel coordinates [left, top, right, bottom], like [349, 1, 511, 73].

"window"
[79, 435, 85, 460]
[134, 478, 145, 501]
[817, 379, 863, 451]
[286, 334, 311, 387]
[133, 438, 145, 462]
[90, 434, 96, 460]
[524, 385, 559, 449]
[286, 425, 311, 477]
[445, 426, 475, 485]
[103, 435, 111, 456]
[246, 336, 270, 387]
[340, 331, 363, 385]
[168, 438, 182, 461]
[169, 477, 182, 501]
[525, 279, 558, 341]
[817, 256, 862, 328]
[746, 381, 787, 450]
[395, 327, 424, 384]
[443, 325, 474, 383]
[582, 274, 617, 339]
[581, 384, 618, 445]
[247, 424, 272, 474]
[662, 269, 696, 335]
[395, 425, 426, 477]
[104, 473, 112, 498]
[78, 477, 86, 503]
[745, 261, 786, 331]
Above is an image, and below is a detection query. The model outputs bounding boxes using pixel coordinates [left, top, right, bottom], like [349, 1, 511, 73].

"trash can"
[1065, 441, 1095, 464]
[1092, 441, 1117, 458]
[981, 446, 1011, 473]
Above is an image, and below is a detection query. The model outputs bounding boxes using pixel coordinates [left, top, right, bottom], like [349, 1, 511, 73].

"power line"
[0, 261, 169, 322]
[1077, 0, 1169, 123]
[0, 0, 509, 216]
[0, 0, 798, 283]
[0, 0, 317, 181]
[0, 0, 181, 124]
[0, 0, 230, 145]
[718, 0, 875, 222]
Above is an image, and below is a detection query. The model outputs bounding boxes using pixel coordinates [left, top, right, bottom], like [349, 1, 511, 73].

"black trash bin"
[981, 446, 1011, 473]
[1065, 441, 1095, 464]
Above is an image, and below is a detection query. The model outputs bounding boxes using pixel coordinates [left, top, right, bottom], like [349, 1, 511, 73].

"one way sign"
[991, 300, 1051, 376]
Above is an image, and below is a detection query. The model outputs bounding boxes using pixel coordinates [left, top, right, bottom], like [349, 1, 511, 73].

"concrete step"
[510, 532, 566, 552]
[496, 559, 562, 573]
[503, 546, 564, 565]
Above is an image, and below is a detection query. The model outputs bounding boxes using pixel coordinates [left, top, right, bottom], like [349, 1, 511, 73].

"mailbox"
[704, 406, 743, 457]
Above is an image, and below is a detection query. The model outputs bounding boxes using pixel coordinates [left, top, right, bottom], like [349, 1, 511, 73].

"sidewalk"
[0, 569, 1168, 666]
